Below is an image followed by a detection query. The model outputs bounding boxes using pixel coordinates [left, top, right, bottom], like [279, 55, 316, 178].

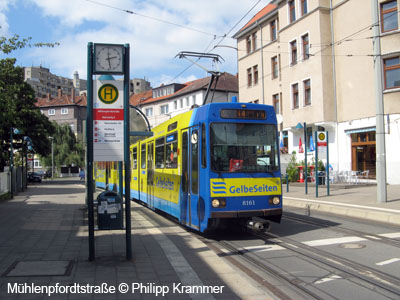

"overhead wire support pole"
[371, 0, 387, 203]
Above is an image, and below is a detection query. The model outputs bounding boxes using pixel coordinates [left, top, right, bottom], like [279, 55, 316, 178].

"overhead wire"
[168, 0, 265, 83]
[85, 0, 221, 38]
[236, 9, 400, 91]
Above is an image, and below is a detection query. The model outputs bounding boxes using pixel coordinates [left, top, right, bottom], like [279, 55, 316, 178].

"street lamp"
[10, 127, 20, 198]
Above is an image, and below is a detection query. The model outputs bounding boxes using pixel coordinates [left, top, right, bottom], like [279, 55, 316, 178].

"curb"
[283, 197, 400, 226]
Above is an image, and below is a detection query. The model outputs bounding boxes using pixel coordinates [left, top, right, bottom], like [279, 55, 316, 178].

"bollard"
[286, 174, 289, 192]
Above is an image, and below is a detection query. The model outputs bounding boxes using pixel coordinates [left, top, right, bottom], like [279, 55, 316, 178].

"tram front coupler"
[247, 219, 271, 232]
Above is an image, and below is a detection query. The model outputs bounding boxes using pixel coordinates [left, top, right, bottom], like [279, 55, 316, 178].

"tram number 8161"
[242, 200, 256, 206]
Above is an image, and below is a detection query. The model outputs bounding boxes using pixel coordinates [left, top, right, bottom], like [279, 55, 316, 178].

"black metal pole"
[327, 131, 330, 196]
[315, 131, 318, 198]
[87, 43, 95, 261]
[304, 122, 307, 194]
[124, 44, 132, 260]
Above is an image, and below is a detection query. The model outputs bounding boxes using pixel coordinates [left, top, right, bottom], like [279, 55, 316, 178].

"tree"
[0, 58, 55, 171]
[0, 31, 59, 54]
[0, 29, 59, 171]
[40, 123, 85, 175]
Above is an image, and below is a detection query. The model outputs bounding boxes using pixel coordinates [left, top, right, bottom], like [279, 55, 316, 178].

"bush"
[286, 151, 299, 182]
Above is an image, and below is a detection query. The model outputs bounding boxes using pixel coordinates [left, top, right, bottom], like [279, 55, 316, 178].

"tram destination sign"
[93, 80, 124, 161]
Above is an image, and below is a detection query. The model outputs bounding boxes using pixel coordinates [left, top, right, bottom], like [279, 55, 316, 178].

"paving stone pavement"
[0, 179, 274, 300]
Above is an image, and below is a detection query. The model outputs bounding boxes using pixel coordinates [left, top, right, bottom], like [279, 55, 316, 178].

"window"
[380, 1, 398, 32]
[210, 123, 279, 173]
[141, 144, 146, 169]
[179, 99, 183, 108]
[301, 0, 308, 16]
[155, 137, 165, 169]
[201, 123, 207, 168]
[246, 36, 251, 54]
[145, 107, 153, 117]
[290, 40, 297, 65]
[303, 79, 311, 106]
[247, 68, 252, 87]
[166, 132, 178, 169]
[384, 56, 400, 89]
[61, 108, 68, 115]
[48, 109, 55, 115]
[270, 20, 277, 41]
[253, 65, 259, 85]
[160, 104, 169, 114]
[185, 97, 189, 106]
[292, 83, 299, 109]
[271, 56, 278, 79]
[252, 32, 257, 51]
[273, 94, 280, 114]
[174, 101, 177, 110]
[289, 0, 296, 23]
[302, 34, 309, 60]
[132, 147, 137, 169]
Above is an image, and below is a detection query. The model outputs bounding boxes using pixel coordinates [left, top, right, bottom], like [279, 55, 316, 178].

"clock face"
[94, 44, 123, 74]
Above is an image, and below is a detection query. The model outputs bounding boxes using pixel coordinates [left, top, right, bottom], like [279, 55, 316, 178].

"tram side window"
[166, 132, 178, 169]
[201, 123, 207, 168]
[191, 130, 199, 194]
[141, 144, 146, 169]
[155, 137, 165, 169]
[132, 147, 138, 169]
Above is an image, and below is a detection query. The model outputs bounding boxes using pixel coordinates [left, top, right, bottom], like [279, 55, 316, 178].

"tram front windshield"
[210, 123, 279, 173]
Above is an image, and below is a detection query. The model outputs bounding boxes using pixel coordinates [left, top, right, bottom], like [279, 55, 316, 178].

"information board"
[93, 80, 124, 161]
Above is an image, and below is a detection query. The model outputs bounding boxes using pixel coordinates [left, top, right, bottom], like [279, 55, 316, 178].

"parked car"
[28, 172, 42, 183]
[36, 170, 46, 179]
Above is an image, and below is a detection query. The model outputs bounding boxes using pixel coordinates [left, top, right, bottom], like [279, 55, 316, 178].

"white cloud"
[11, 0, 269, 85]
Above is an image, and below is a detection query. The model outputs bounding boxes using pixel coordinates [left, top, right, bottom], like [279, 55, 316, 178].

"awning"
[345, 127, 376, 135]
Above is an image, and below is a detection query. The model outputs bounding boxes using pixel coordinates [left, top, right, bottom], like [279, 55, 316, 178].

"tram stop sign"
[317, 131, 327, 157]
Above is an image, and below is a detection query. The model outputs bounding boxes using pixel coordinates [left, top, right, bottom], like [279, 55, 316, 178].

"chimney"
[46, 93, 51, 102]
[57, 88, 62, 98]
[71, 88, 75, 103]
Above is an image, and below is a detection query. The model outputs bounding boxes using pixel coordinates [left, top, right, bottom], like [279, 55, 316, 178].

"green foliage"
[40, 123, 85, 175]
[0, 31, 59, 54]
[286, 151, 299, 182]
[0, 58, 55, 171]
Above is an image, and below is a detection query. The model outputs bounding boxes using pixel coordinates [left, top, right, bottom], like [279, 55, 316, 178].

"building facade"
[24, 66, 87, 98]
[130, 72, 238, 128]
[35, 89, 87, 140]
[233, 0, 400, 184]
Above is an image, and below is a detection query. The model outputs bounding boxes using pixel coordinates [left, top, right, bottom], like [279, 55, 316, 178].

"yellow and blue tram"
[96, 102, 282, 232]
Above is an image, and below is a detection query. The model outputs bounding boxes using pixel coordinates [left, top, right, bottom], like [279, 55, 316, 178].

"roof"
[233, 3, 277, 38]
[129, 72, 238, 107]
[35, 93, 87, 108]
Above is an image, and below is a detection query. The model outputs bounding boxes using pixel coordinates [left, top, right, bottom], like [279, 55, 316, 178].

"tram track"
[282, 213, 400, 249]
[253, 230, 400, 298]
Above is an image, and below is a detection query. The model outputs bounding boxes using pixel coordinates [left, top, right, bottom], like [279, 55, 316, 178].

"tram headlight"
[269, 196, 280, 205]
[212, 198, 226, 208]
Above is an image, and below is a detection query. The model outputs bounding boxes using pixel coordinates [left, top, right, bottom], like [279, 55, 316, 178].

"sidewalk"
[283, 183, 400, 226]
[0, 178, 273, 300]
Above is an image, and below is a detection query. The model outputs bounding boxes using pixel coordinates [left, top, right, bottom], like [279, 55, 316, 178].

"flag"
[309, 135, 315, 152]
[299, 137, 304, 153]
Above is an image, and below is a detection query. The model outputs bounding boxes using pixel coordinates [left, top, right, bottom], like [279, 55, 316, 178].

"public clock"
[94, 44, 124, 74]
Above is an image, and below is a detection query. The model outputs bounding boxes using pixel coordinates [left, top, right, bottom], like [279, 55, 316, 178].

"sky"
[0, 0, 270, 88]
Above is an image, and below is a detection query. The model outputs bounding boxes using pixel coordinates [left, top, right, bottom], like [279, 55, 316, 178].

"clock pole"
[123, 43, 132, 260]
[86, 42, 95, 261]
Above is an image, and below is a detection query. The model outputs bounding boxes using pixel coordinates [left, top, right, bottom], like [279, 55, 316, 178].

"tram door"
[147, 142, 154, 208]
[189, 126, 200, 228]
[181, 130, 190, 226]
